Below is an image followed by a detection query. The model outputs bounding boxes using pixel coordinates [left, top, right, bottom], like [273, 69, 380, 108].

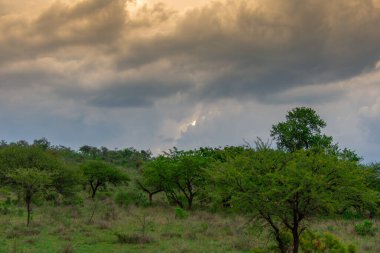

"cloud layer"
[0, 0, 380, 161]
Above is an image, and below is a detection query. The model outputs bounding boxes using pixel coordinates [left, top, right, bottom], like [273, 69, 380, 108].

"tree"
[7, 168, 52, 226]
[271, 107, 332, 152]
[79, 145, 101, 159]
[143, 148, 212, 209]
[211, 148, 378, 253]
[0, 145, 65, 185]
[33, 137, 51, 150]
[81, 160, 129, 198]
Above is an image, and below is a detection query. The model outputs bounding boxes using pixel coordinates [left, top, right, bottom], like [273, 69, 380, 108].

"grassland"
[0, 198, 378, 253]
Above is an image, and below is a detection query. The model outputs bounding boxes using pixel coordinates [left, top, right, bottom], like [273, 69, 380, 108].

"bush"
[354, 220, 377, 236]
[0, 198, 12, 215]
[342, 208, 363, 220]
[174, 207, 188, 219]
[62, 194, 84, 206]
[114, 232, 153, 244]
[115, 190, 149, 207]
[300, 231, 357, 253]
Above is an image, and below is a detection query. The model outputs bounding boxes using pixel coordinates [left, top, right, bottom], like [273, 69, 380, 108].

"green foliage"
[0, 145, 63, 181]
[7, 168, 53, 226]
[354, 220, 377, 236]
[143, 148, 212, 209]
[300, 231, 357, 253]
[79, 145, 152, 167]
[81, 160, 129, 198]
[115, 190, 149, 207]
[210, 148, 378, 253]
[366, 163, 380, 193]
[7, 168, 52, 192]
[341, 208, 363, 220]
[0, 198, 12, 215]
[175, 207, 189, 219]
[0, 145, 79, 201]
[114, 232, 154, 244]
[271, 107, 333, 152]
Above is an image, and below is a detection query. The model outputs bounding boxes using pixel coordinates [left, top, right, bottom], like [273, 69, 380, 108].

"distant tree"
[50, 145, 83, 164]
[79, 145, 101, 159]
[81, 160, 129, 198]
[271, 107, 332, 152]
[100, 146, 109, 161]
[0, 140, 7, 147]
[7, 168, 52, 226]
[33, 137, 51, 150]
[211, 149, 378, 253]
[15, 140, 29, 147]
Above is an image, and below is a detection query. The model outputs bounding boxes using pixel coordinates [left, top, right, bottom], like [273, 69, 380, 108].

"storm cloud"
[0, 0, 380, 161]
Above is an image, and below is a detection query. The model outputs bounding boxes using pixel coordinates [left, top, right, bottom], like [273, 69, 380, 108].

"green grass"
[0, 199, 378, 253]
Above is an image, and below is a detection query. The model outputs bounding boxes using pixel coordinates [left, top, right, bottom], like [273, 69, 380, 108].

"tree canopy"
[81, 160, 129, 198]
[210, 148, 378, 253]
[271, 107, 333, 152]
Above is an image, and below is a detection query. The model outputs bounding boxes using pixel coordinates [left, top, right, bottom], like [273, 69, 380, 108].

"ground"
[0, 200, 378, 253]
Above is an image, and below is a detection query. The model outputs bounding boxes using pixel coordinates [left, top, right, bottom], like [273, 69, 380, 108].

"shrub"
[60, 243, 74, 253]
[115, 191, 130, 207]
[174, 207, 188, 219]
[342, 208, 363, 220]
[0, 198, 12, 215]
[354, 220, 377, 236]
[62, 194, 83, 206]
[115, 190, 148, 207]
[114, 232, 153, 244]
[300, 231, 357, 253]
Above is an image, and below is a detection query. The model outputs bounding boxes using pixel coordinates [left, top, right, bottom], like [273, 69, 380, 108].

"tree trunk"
[90, 182, 100, 199]
[148, 193, 153, 205]
[276, 232, 287, 253]
[187, 194, 193, 210]
[262, 212, 287, 253]
[292, 227, 300, 253]
[26, 192, 32, 227]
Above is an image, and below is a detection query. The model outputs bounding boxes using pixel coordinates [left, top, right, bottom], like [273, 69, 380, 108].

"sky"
[0, 0, 380, 162]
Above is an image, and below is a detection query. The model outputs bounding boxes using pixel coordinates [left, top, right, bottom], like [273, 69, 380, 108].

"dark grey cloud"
[89, 79, 192, 108]
[117, 0, 380, 102]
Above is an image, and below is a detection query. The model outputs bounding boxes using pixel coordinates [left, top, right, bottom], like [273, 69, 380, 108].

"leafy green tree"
[140, 156, 172, 205]
[211, 148, 378, 253]
[0, 145, 64, 184]
[271, 107, 332, 152]
[143, 148, 212, 209]
[367, 163, 380, 193]
[79, 145, 101, 160]
[7, 168, 52, 226]
[33, 137, 51, 150]
[81, 160, 129, 198]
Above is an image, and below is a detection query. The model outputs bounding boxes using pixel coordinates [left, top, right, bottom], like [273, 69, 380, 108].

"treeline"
[0, 107, 379, 253]
[0, 138, 152, 168]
